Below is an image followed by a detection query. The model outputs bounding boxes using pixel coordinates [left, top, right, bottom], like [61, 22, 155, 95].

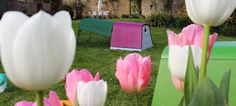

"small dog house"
[110, 22, 153, 51]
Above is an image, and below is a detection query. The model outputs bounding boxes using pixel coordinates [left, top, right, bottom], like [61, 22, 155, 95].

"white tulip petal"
[168, 46, 202, 80]
[53, 11, 72, 29]
[77, 80, 107, 106]
[186, 0, 235, 26]
[11, 11, 75, 90]
[0, 11, 29, 88]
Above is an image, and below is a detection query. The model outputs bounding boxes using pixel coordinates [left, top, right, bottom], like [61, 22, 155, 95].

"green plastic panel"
[79, 18, 114, 36]
[152, 41, 236, 106]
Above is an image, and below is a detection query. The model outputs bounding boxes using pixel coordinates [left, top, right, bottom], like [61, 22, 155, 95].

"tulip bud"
[0, 11, 76, 91]
[185, 0, 236, 26]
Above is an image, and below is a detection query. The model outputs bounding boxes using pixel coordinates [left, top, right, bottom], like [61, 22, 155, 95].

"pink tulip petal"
[138, 56, 152, 92]
[65, 69, 100, 105]
[48, 91, 62, 106]
[94, 72, 100, 81]
[15, 101, 34, 106]
[116, 59, 131, 91]
[116, 53, 152, 93]
[168, 24, 198, 46]
[171, 74, 184, 91]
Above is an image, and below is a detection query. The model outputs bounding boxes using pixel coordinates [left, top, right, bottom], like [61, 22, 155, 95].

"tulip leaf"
[178, 96, 185, 106]
[188, 77, 225, 106]
[184, 46, 198, 105]
[76, 89, 79, 106]
[220, 69, 231, 104]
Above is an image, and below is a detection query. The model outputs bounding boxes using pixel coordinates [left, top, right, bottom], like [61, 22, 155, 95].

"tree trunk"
[129, 0, 131, 15]
[136, 0, 142, 16]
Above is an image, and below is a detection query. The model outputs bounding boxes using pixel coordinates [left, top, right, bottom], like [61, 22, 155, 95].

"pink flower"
[116, 53, 152, 93]
[171, 74, 184, 91]
[15, 91, 62, 106]
[167, 24, 217, 57]
[65, 69, 100, 105]
[167, 24, 217, 90]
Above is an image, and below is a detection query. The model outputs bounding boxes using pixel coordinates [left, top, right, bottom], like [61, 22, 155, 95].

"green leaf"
[184, 46, 199, 105]
[189, 77, 225, 106]
[178, 96, 185, 106]
[220, 69, 231, 104]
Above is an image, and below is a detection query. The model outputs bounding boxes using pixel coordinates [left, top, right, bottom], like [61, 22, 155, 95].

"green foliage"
[57, 5, 74, 18]
[221, 11, 236, 36]
[145, 14, 191, 28]
[50, 0, 62, 14]
[181, 47, 231, 106]
[184, 47, 199, 105]
[220, 70, 231, 103]
[188, 77, 225, 106]
[121, 14, 130, 18]
[213, 11, 236, 36]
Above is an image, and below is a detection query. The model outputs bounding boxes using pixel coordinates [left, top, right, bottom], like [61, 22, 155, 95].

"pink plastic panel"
[111, 22, 143, 48]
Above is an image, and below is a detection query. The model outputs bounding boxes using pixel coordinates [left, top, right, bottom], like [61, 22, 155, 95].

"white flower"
[0, 11, 76, 91]
[168, 46, 202, 80]
[185, 0, 236, 26]
[77, 80, 108, 106]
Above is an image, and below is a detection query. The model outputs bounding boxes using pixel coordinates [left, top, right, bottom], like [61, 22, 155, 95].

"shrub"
[174, 16, 192, 28]
[145, 14, 168, 27]
[121, 14, 129, 18]
[57, 5, 73, 18]
[218, 13, 236, 36]
[145, 14, 185, 27]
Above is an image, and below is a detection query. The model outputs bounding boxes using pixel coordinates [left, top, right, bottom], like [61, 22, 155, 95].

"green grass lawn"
[1, 19, 236, 106]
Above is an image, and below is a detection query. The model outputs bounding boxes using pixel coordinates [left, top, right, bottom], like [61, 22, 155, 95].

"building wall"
[61, 0, 183, 18]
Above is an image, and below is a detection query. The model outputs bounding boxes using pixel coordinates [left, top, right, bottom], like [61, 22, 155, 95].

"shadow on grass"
[76, 31, 111, 48]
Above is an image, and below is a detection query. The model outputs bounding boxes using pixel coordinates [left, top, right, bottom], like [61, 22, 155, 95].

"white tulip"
[168, 46, 202, 80]
[0, 11, 76, 91]
[77, 80, 107, 106]
[185, 0, 236, 26]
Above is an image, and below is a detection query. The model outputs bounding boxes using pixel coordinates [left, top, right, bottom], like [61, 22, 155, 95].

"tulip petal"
[138, 56, 151, 92]
[186, 0, 236, 26]
[66, 69, 100, 105]
[53, 11, 72, 29]
[168, 46, 202, 80]
[0, 11, 29, 88]
[48, 91, 62, 106]
[11, 11, 75, 90]
[167, 24, 196, 46]
[94, 72, 100, 81]
[15, 101, 34, 106]
[116, 58, 134, 92]
[171, 74, 184, 91]
[77, 80, 107, 106]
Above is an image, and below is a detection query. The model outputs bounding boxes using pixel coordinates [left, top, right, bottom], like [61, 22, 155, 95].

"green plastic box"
[152, 41, 236, 106]
[79, 18, 114, 36]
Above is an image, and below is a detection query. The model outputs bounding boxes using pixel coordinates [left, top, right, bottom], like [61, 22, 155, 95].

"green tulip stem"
[200, 24, 210, 80]
[135, 93, 140, 106]
[36, 91, 44, 106]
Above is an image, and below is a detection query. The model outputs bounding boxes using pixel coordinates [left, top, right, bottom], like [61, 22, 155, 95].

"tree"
[132, 0, 142, 16]
[163, 0, 173, 12]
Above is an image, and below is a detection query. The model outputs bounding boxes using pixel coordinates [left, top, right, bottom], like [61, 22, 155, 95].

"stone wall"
[79, 0, 184, 17]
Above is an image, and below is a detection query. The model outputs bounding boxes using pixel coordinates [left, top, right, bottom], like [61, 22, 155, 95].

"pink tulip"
[167, 24, 217, 90]
[171, 74, 184, 91]
[116, 53, 152, 93]
[65, 69, 100, 105]
[167, 24, 217, 58]
[15, 91, 62, 106]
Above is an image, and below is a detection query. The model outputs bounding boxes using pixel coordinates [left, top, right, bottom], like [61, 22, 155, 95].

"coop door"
[142, 25, 153, 50]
